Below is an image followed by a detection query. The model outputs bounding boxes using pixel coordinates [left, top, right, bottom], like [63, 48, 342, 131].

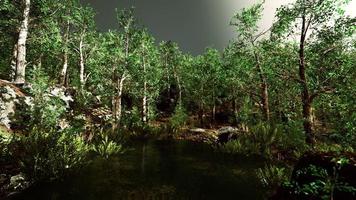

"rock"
[218, 126, 238, 135]
[0, 80, 26, 129]
[0, 80, 77, 131]
[49, 86, 73, 108]
[217, 126, 239, 144]
[9, 173, 29, 191]
[189, 128, 206, 134]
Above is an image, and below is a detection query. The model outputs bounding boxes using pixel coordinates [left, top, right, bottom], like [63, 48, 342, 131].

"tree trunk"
[173, 65, 182, 105]
[14, 0, 30, 84]
[299, 14, 315, 145]
[142, 57, 148, 123]
[199, 101, 204, 126]
[117, 76, 125, 126]
[111, 95, 117, 132]
[112, 74, 126, 132]
[10, 44, 18, 82]
[79, 34, 85, 88]
[211, 90, 216, 123]
[261, 81, 270, 121]
[60, 20, 70, 86]
[252, 46, 270, 121]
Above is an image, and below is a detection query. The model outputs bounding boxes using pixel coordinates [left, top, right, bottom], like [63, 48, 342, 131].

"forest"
[0, 0, 355, 199]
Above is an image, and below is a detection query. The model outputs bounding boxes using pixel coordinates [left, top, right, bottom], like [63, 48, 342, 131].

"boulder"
[0, 80, 26, 129]
[189, 128, 206, 134]
[9, 173, 29, 191]
[217, 126, 239, 144]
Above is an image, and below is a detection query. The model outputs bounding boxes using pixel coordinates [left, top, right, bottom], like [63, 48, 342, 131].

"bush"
[169, 105, 188, 134]
[0, 129, 12, 163]
[286, 163, 356, 200]
[14, 69, 67, 133]
[219, 121, 309, 160]
[9, 130, 89, 181]
[276, 121, 308, 155]
[123, 106, 143, 131]
[91, 131, 124, 159]
[220, 122, 281, 158]
[256, 165, 290, 189]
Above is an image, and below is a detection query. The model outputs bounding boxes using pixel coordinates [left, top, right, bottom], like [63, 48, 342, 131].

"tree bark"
[14, 0, 30, 84]
[211, 90, 216, 123]
[299, 13, 315, 145]
[199, 101, 204, 126]
[112, 28, 131, 132]
[112, 73, 126, 132]
[252, 46, 270, 121]
[10, 44, 18, 82]
[173, 64, 182, 105]
[142, 56, 148, 123]
[60, 20, 70, 86]
[79, 33, 85, 88]
[250, 38, 270, 121]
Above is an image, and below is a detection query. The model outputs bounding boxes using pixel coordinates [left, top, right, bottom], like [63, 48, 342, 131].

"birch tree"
[273, 0, 354, 144]
[230, 2, 271, 121]
[14, 0, 31, 84]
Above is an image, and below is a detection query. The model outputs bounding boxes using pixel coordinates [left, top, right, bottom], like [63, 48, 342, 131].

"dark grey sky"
[79, 0, 292, 54]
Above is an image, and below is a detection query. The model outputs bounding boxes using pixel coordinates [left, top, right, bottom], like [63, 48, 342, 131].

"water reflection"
[10, 140, 268, 200]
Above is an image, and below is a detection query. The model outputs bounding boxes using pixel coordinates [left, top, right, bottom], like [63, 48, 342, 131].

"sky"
[81, 0, 356, 55]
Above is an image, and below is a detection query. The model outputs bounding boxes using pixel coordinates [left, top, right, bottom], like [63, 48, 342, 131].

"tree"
[185, 48, 222, 125]
[58, 0, 80, 86]
[159, 41, 184, 106]
[71, 6, 96, 88]
[230, 2, 271, 121]
[135, 30, 161, 123]
[13, 0, 31, 84]
[272, 0, 354, 144]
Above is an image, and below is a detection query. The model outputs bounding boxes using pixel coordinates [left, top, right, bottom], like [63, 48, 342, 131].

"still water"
[11, 140, 268, 200]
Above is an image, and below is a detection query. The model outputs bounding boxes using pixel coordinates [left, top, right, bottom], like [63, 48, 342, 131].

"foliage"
[8, 130, 89, 181]
[14, 69, 67, 133]
[220, 122, 281, 157]
[91, 131, 124, 159]
[0, 128, 12, 164]
[256, 165, 290, 189]
[286, 162, 356, 200]
[220, 122, 310, 160]
[0, 1, 355, 198]
[169, 105, 188, 134]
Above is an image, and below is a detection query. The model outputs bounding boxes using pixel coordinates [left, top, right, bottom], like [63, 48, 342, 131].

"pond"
[10, 140, 269, 200]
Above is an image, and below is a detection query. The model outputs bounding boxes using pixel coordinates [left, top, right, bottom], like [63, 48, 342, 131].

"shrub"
[91, 131, 124, 159]
[169, 105, 188, 134]
[220, 122, 281, 158]
[256, 165, 290, 189]
[0, 129, 12, 163]
[276, 121, 308, 155]
[123, 106, 143, 131]
[286, 161, 356, 200]
[9, 130, 89, 181]
[220, 139, 260, 155]
[14, 69, 67, 133]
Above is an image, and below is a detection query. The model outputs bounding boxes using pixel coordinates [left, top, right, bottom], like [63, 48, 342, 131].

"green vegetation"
[0, 0, 355, 199]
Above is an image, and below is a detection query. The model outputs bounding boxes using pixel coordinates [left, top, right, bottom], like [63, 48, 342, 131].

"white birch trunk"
[60, 20, 70, 86]
[142, 56, 148, 123]
[10, 44, 18, 82]
[14, 0, 30, 84]
[79, 34, 85, 87]
[117, 73, 126, 125]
